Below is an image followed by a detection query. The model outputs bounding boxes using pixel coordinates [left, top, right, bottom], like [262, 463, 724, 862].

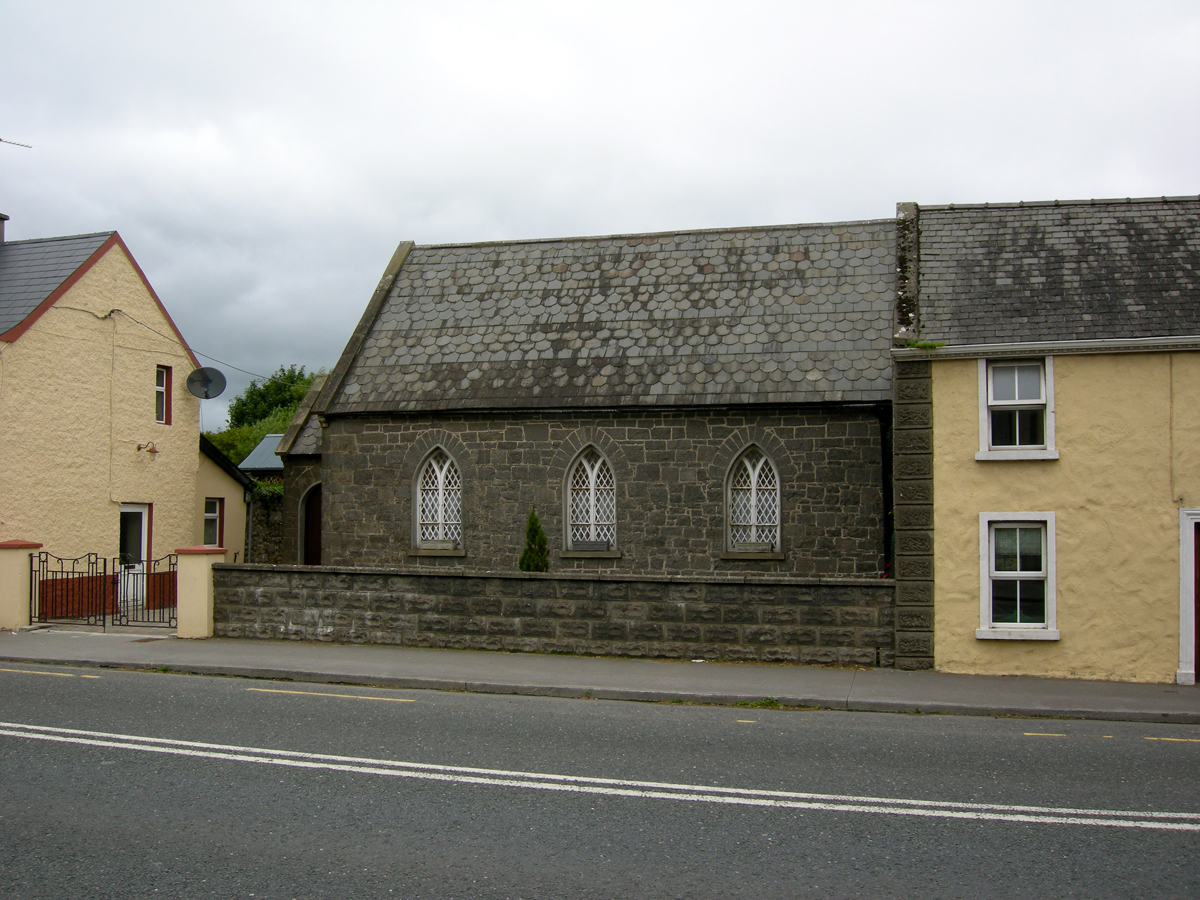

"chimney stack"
[0, 213, 8, 243]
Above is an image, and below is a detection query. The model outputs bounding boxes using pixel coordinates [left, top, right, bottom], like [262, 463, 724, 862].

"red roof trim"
[0, 233, 200, 369]
[110, 233, 200, 369]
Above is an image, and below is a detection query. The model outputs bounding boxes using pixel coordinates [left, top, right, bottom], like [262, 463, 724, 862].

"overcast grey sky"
[2, 1, 1197, 428]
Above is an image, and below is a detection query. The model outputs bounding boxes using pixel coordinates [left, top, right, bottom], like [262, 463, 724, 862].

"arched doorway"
[301, 484, 322, 566]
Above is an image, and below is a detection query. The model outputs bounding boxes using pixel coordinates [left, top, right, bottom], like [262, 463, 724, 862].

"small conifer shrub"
[518, 506, 550, 572]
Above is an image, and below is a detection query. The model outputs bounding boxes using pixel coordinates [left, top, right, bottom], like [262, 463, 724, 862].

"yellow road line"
[1024, 732, 1068, 737]
[0, 667, 73, 678]
[80, 675, 102, 679]
[736, 720, 756, 723]
[1145, 737, 1200, 743]
[246, 688, 414, 703]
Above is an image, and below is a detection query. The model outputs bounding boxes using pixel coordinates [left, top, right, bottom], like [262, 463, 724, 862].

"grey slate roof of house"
[0, 232, 113, 335]
[326, 220, 896, 415]
[239, 434, 286, 473]
[914, 197, 1200, 345]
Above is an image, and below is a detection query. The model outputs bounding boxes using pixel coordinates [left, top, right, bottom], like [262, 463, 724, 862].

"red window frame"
[156, 365, 172, 425]
[203, 497, 225, 547]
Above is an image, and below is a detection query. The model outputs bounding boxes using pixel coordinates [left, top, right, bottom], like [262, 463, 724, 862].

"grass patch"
[735, 697, 783, 709]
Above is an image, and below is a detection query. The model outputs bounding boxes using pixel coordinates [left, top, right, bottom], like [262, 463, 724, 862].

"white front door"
[119, 504, 149, 608]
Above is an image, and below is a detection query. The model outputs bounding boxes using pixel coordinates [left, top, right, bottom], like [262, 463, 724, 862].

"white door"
[119, 504, 149, 609]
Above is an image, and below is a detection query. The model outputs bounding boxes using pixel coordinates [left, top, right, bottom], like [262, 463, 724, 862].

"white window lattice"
[729, 448, 778, 547]
[419, 450, 462, 545]
[569, 448, 615, 546]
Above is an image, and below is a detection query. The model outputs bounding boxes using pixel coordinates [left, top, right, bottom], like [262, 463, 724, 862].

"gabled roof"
[320, 220, 897, 415]
[0, 232, 114, 337]
[912, 196, 1200, 345]
[278, 373, 327, 456]
[0, 230, 200, 366]
[239, 434, 286, 473]
[199, 434, 253, 489]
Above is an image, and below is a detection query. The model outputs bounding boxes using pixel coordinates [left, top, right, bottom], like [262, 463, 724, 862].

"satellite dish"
[186, 367, 227, 399]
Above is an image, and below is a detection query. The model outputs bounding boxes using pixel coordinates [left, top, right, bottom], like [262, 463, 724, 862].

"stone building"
[220, 219, 899, 663]
[278, 220, 897, 579]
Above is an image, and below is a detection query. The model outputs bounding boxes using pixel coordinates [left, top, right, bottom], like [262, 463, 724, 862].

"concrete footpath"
[2, 628, 1198, 724]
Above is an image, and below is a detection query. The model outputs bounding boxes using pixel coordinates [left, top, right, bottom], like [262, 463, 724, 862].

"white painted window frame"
[976, 357, 1058, 460]
[566, 446, 617, 551]
[1178, 509, 1200, 685]
[415, 448, 462, 550]
[726, 446, 781, 552]
[977, 511, 1060, 640]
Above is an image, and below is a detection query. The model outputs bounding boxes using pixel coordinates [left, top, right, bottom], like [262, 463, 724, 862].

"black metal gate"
[29, 552, 111, 626]
[29, 552, 177, 629]
[112, 554, 178, 627]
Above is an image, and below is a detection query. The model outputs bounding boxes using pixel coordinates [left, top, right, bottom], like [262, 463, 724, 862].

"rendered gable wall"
[195, 453, 247, 561]
[0, 242, 200, 560]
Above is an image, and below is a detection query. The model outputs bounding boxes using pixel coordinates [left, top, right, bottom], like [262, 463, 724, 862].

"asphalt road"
[0, 663, 1198, 900]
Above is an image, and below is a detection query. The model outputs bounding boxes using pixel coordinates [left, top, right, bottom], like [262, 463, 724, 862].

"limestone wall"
[214, 564, 896, 666]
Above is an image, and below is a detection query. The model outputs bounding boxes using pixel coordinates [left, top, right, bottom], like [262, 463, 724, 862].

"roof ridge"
[414, 217, 896, 251]
[918, 195, 1200, 212]
[0, 230, 116, 246]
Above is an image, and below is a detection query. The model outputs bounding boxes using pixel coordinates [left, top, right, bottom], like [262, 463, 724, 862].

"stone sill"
[407, 548, 466, 558]
[975, 449, 1059, 461]
[559, 550, 622, 559]
[719, 552, 786, 561]
[976, 628, 1061, 641]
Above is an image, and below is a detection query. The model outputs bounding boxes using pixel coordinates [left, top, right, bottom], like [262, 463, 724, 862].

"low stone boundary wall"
[213, 565, 896, 666]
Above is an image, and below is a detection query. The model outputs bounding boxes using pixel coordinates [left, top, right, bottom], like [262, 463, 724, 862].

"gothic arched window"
[568, 447, 615, 550]
[727, 447, 779, 551]
[418, 449, 462, 548]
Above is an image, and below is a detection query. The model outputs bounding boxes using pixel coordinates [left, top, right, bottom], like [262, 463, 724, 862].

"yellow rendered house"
[0, 215, 246, 616]
[891, 197, 1200, 684]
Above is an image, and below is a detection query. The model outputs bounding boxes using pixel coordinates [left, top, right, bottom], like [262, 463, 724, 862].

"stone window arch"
[726, 446, 779, 551]
[416, 448, 462, 549]
[566, 446, 616, 551]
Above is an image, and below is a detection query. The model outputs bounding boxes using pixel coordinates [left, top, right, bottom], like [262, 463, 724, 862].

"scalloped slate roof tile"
[290, 415, 322, 455]
[916, 197, 1200, 344]
[328, 220, 895, 413]
[0, 232, 113, 336]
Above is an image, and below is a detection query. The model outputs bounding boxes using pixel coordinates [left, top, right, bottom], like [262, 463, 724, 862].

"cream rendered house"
[891, 197, 1200, 684]
[0, 216, 245, 595]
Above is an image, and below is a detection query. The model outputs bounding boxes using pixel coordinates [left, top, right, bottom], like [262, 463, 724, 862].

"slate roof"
[239, 434, 286, 473]
[0, 232, 113, 336]
[289, 416, 322, 455]
[914, 197, 1200, 345]
[326, 220, 896, 414]
[278, 374, 327, 457]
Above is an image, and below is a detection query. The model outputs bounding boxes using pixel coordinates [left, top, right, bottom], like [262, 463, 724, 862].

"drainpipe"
[244, 487, 254, 564]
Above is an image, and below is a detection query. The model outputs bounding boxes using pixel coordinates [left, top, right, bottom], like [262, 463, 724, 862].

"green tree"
[227, 365, 315, 429]
[204, 364, 321, 465]
[204, 404, 297, 465]
[518, 506, 550, 572]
